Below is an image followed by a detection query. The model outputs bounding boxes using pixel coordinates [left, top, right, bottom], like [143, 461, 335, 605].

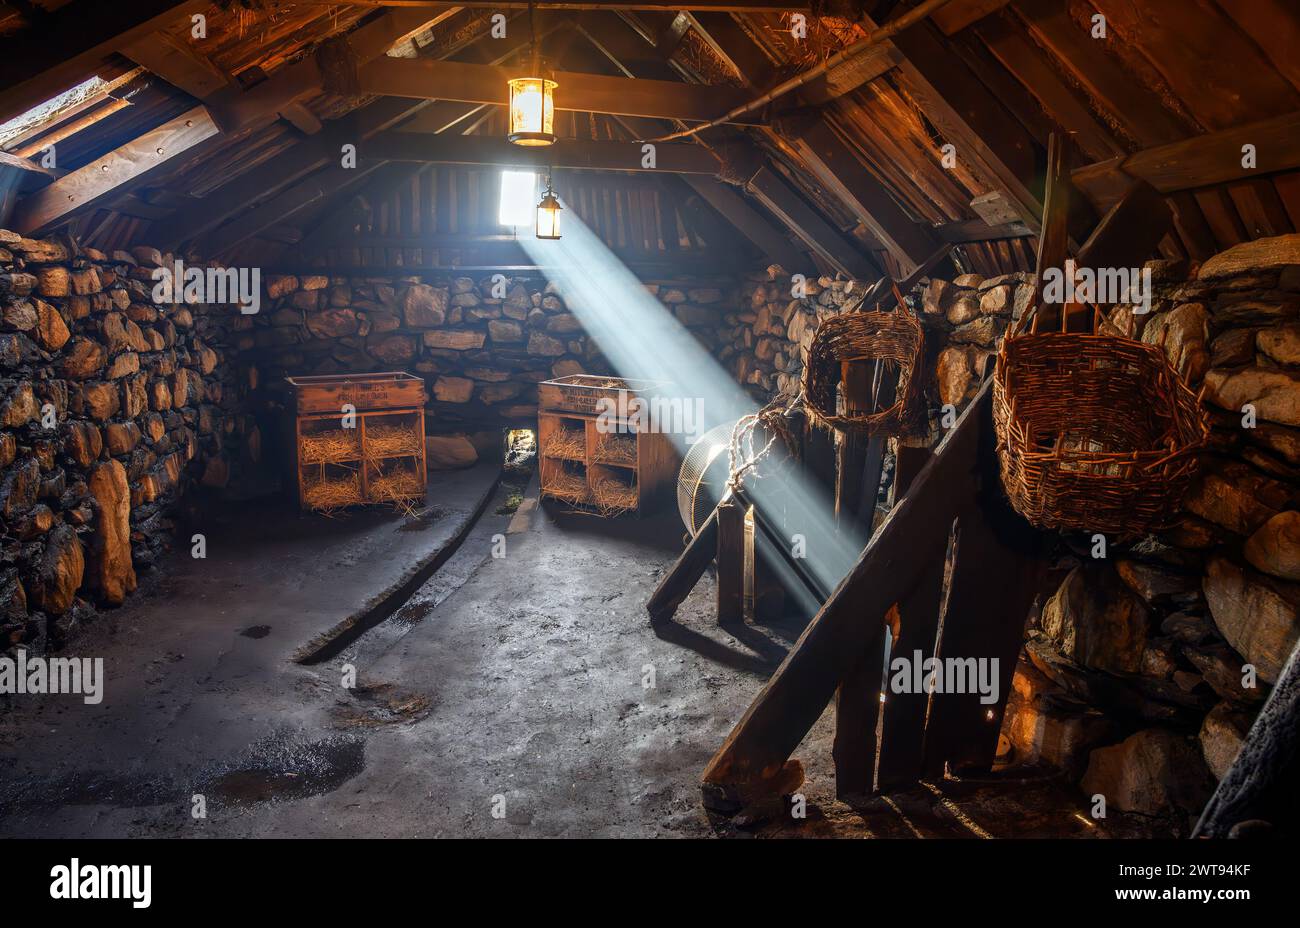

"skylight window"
[0, 76, 106, 147]
[498, 170, 537, 227]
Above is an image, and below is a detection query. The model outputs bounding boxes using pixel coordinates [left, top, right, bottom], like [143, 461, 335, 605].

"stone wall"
[1, 231, 248, 656]
[728, 236, 1300, 834]
[235, 273, 736, 469]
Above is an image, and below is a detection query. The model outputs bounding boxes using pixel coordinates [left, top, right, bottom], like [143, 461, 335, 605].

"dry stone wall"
[727, 235, 1300, 833]
[1, 230, 251, 656]
[236, 273, 735, 466]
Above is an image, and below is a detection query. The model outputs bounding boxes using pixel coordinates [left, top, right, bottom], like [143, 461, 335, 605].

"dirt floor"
[0, 461, 1130, 838]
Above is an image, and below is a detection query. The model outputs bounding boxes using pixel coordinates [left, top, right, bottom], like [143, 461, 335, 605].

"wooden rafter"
[356, 56, 760, 124]
[13, 106, 221, 236]
[686, 13, 936, 273]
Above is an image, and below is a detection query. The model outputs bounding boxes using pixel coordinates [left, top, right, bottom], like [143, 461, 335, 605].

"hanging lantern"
[508, 77, 557, 147]
[535, 181, 562, 240]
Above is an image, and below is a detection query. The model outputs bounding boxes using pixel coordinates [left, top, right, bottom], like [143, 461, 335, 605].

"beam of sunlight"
[519, 207, 869, 602]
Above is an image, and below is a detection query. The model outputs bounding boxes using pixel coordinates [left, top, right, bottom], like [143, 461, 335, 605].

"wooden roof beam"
[13, 106, 221, 236]
[356, 57, 759, 123]
[1072, 112, 1300, 209]
[206, 6, 461, 132]
[119, 30, 231, 100]
[13, 7, 456, 237]
[572, 17, 810, 271]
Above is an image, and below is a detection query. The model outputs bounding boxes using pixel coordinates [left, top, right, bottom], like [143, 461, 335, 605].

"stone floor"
[0, 464, 1124, 838]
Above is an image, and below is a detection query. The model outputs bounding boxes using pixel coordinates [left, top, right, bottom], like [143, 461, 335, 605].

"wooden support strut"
[701, 379, 1045, 797]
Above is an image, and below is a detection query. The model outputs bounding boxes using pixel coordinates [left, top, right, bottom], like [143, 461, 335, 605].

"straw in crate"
[993, 298, 1209, 539]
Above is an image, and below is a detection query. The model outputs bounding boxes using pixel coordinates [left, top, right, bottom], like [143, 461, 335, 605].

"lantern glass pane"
[536, 202, 560, 239]
[508, 78, 556, 145]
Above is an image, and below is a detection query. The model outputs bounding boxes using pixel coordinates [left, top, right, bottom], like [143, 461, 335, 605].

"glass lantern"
[508, 77, 557, 147]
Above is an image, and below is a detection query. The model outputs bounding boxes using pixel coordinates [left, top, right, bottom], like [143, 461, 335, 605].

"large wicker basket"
[802, 283, 926, 435]
[993, 304, 1208, 538]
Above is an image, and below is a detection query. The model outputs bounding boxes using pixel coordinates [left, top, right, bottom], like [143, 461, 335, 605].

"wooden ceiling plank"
[686, 13, 931, 272]
[205, 6, 461, 131]
[201, 161, 388, 256]
[149, 96, 426, 248]
[972, 11, 1125, 163]
[291, 1, 810, 10]
[574, 17, 808, 270]
[867, 15, 1043, 230]
[785, 119, 939, 273]
[1013, 0, 1189, 147]
[1090, 0, 1300, 131]
[932, 0, 1012, 34]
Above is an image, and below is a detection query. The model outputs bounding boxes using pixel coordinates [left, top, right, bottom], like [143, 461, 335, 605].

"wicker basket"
[993, 302, 1208, 538]
[802, 283, 926, 435]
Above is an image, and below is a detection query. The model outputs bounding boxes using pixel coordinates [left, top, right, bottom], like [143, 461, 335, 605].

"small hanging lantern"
[507, 77, 557, 147]
[535, 179, 562, 240]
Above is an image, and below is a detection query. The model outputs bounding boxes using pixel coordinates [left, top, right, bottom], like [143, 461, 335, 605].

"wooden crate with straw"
[287, 372, 428, 511]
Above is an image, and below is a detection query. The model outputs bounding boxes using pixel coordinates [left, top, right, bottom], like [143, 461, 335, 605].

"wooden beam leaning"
[365, 132, 721, 173]
[647, 508, 720, 626]
[356, 56, 760, 123]
[13, 106, 220, 236]
[702, 379, 995, 794]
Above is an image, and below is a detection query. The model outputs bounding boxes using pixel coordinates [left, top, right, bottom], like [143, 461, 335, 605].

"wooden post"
[835, 360, 874, 527]
[716, 493, 746, 626]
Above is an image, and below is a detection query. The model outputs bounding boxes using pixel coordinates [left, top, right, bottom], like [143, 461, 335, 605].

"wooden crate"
[287, 371, 425, 415]
[287, 373, 428, 511]
[538, 374, 669, 417]
[538, 409, 677, 515]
